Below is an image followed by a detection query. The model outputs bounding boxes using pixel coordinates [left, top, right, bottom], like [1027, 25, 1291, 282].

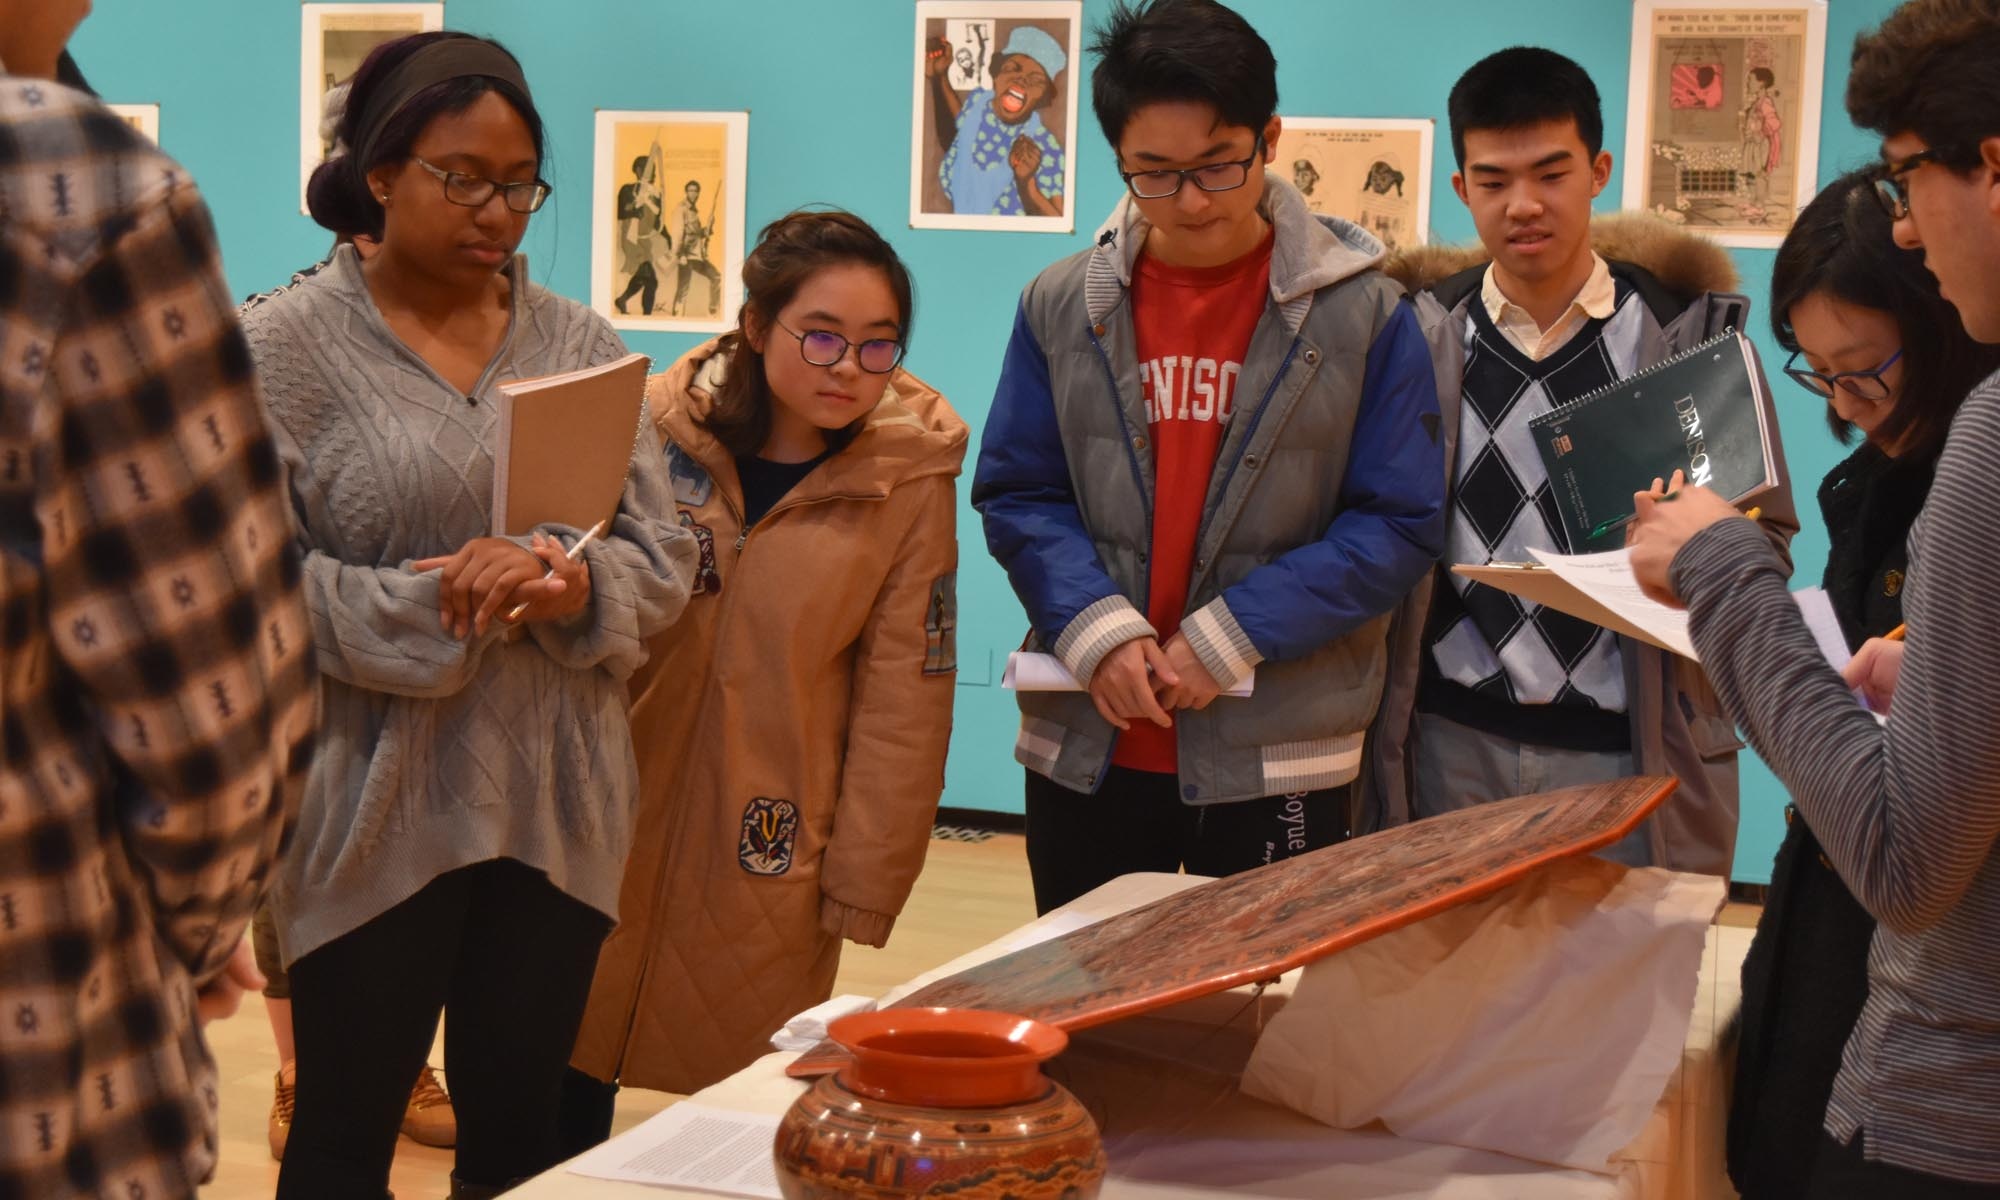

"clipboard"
[1452, 559, 1695, 658]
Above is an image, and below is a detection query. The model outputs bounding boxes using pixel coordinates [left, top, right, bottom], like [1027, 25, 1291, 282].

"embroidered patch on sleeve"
[923, 571, 958, 676]
[738, 797, 799, 876]
[666, 441, 713, 506]
[678, 511, 722, 595]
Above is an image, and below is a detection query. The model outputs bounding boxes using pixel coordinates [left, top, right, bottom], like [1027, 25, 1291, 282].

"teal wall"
[72, 0, 1903, 883]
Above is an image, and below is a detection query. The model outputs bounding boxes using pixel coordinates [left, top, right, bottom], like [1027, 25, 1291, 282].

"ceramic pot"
[773, 1007, 1105, 1199]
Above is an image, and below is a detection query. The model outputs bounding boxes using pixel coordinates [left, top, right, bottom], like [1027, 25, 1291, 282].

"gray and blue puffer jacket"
[973, 173, 1447, 805]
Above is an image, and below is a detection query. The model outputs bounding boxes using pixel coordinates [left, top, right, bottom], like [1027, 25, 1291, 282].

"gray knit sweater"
[241, 246, 695, 964]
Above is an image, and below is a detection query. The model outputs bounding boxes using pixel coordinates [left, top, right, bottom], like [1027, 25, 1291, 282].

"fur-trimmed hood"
[1382, 212, 1740, 303]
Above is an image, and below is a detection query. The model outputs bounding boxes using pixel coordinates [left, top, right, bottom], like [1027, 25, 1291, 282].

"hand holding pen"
[505, 520, 604, 624]
[414, 520, 601, 638]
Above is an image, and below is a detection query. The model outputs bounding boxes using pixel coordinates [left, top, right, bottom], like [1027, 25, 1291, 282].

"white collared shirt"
[1480, 253, 1617, 361]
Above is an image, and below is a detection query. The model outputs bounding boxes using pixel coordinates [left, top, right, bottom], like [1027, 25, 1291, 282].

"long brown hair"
[698, 210, 916, 458]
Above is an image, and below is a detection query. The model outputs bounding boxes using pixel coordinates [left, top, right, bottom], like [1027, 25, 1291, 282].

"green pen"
[1588, 490, 1679, 540]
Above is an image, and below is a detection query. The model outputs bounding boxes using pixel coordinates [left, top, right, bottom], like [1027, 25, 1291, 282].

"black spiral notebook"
[1530, 328, 1776, 552]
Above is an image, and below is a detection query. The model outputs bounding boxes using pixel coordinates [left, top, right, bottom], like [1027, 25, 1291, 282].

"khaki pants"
[1412, 712, 1653, 867]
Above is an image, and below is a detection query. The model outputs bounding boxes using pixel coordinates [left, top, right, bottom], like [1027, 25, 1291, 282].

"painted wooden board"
[787, 775, 1676, 1078]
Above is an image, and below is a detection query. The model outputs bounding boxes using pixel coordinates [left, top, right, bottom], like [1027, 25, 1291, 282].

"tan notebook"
[491, 352, 650, 537]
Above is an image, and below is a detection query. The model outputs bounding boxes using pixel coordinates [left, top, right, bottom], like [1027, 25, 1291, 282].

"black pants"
[616, 262, 659, 314]
[1024, 766, 1351, 915]
[1727, 814, 1874, 1199]
[557, 1066, 622, 1160]
[276, 858, 610, 1199]
[1810, 1129, 2000, 1197]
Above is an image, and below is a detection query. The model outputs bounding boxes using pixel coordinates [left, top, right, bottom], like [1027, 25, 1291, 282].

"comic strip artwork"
[1623, 0, 1827, 248]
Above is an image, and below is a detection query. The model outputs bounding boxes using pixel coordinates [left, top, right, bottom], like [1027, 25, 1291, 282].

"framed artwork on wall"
[108, 102, 160, 145]
[910, 0, 1082, 233]
[300, 2, 446, 214]
[590, 110, 750, 334]
[1272, 117, 1435, 250]
[1622, 0, 1828, 248]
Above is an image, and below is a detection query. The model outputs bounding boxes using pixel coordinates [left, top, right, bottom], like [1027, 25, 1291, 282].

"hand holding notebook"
[491, 352, 651, 536]
[1531, 328, 1778, 551]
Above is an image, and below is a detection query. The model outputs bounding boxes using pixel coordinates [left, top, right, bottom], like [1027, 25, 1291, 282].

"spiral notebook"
[1530, 328, 1776, 552]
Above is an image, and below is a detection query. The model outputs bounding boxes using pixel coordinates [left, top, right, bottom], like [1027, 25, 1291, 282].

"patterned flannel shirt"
[0, 70, 316, 1197]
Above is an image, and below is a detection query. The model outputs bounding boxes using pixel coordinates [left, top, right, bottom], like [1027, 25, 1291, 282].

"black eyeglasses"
[1783, 347, 1903, 401]
[775, 320, 905, 374]
[412, 156, 552, 214]
[1871, 147, 1960, 220]
[1119, 137, 1264, 200]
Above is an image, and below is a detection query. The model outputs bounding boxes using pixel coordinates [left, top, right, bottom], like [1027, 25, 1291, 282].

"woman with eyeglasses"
[1725, 165, 2000, 1200]
[563, 210, 966, 1144]
[239, 31, 695, 1200]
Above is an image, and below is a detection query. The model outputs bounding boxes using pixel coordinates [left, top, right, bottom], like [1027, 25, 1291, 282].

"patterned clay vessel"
[773, 1007, 1105, 1199]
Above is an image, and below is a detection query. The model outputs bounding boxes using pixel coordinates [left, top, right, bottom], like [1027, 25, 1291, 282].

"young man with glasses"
[1364, 47, 1797, 876]
[973, 0, 1446, 914]
[1627, 2, 2000, 1190]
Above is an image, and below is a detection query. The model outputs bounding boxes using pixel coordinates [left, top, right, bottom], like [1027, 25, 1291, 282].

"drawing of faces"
[1292, 158, 1320, 196]
[990, 52, 1052, 126]
[1364, 160, 1405, 197]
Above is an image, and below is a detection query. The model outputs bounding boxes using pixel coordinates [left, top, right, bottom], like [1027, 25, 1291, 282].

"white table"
[517, 872, 1746, 1199]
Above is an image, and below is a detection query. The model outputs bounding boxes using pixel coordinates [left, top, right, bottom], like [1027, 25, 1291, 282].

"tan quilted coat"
[570, 342, 966, 1094]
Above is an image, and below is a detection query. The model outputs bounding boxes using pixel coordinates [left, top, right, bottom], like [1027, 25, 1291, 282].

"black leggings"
[1024, 766, 1351, 915]
[276, 859, 610, 1199]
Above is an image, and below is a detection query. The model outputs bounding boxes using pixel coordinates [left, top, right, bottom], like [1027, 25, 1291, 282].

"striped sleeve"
[1670, 379, 2000, 934]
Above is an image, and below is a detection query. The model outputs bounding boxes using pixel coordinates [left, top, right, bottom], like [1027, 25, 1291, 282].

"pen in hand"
[1594, 489, 1763, 540]
[505, 519, 606, 623]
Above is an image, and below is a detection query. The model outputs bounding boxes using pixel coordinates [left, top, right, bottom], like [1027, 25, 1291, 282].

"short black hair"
[1447, 46, 1604, 170]
[1770, 166, 2000, 459]
[1088, 0, 1277, 151]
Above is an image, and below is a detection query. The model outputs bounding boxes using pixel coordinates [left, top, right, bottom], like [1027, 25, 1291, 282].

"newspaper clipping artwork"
[1623, 0, 1827, 248]
[1273, 118, 1434, 250]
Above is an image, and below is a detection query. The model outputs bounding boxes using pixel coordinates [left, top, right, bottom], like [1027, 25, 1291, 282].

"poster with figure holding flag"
[591, 110, 748, 334]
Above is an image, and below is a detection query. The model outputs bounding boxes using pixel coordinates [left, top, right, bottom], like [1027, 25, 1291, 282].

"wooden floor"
[201, 832, 1038, 1199]
[200, 833, 1758, 1198]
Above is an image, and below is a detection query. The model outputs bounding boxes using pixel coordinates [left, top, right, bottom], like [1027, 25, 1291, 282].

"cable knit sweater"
[240, 246, 695, 964]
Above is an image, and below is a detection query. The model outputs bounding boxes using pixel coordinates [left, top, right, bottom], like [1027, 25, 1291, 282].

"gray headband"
[349, 39, 531, 175]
